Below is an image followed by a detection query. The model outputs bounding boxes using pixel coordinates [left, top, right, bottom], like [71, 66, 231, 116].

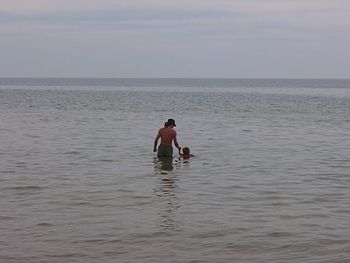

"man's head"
[167, 118, 176, 127]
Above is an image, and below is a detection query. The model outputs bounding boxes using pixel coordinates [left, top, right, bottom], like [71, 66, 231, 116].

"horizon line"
[0, 77, 349, 80]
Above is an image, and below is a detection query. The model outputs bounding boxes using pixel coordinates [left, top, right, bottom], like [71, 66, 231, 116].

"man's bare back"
[153, 118, 181, 157]
[158, 127, 177, 145]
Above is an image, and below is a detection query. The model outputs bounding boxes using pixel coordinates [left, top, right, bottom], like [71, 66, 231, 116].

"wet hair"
[164, 118, 176, 128]
[182, 147, 190, 154]
[167, 118, 176, 127]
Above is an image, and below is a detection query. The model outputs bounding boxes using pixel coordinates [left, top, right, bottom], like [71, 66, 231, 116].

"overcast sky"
[1, 0, 349, 78]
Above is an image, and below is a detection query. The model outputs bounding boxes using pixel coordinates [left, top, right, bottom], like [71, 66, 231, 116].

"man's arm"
[153, 131, 160, 152]
[173, 132, 181, 152]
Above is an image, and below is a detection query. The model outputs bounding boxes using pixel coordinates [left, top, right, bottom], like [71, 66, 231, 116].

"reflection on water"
[153, 157, 180, 230]
[153, 157, 188, 173]
[154, 157, 174, 172]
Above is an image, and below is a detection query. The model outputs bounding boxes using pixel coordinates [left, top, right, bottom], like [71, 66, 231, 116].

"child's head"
[182, 147, 190, 155]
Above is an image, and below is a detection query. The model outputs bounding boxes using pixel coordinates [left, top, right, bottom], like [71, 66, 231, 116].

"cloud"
[0, 0, 349, 78]
[1, 0, 349, 33]
[1, 2, 348, 37]
[1, 0, 349, 13]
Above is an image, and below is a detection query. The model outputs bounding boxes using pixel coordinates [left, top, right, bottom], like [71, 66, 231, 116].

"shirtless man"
[153, 118, 181, 157]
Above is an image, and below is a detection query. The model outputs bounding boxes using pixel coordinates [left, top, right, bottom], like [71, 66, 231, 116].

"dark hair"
[167, 118, 176, 127]
[182, 147, 190, 154]
[164, 122, 168, 127]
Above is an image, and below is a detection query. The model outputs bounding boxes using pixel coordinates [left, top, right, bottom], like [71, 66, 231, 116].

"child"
[179, 147, 194, 159]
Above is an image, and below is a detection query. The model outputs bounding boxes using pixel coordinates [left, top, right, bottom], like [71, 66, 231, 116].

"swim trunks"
[157, 144, 173, 157]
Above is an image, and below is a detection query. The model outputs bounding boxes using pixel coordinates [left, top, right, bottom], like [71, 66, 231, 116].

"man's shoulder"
[159, 127, 176, 135]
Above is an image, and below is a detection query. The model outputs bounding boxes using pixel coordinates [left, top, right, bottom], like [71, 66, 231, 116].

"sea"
[0, 78, 349, 263]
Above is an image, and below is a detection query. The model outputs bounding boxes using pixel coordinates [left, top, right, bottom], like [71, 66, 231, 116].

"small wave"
[46, 253, 84, 258]
[64, 151, 81, 155]
[73, 238, 123, 244]
[24, 134, 41, 138]
[98, 159, 115, 162]
[72, 201, 93, 206]
[332, 209, 350, 214]
[4, 185, 46, 190]
[0, 128, 13, 132]
[192, 231, 227, 239]
[37, 222, 54, 227]
[0, 170, 16, 174]
[0, 216, 14, 220]
[133, 231, 174, 239]
[267, 231, 293, 238]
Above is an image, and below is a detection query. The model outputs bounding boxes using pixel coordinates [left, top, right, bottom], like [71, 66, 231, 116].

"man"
[153, 118, 181, 157]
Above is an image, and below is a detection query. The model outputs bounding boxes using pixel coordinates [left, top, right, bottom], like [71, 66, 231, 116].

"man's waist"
[159, 143, 173, 147]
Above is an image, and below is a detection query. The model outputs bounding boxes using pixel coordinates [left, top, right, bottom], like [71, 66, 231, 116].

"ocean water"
[0, 78, 350, 263]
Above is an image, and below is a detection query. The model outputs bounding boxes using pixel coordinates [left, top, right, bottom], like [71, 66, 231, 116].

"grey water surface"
[1, 78, 350, 263]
